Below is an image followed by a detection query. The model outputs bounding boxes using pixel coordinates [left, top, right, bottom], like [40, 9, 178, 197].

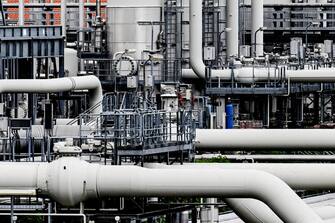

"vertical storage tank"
[106, 0, 163, 60]
[226, 103, 234, 129]
[64, 48, 78, 77]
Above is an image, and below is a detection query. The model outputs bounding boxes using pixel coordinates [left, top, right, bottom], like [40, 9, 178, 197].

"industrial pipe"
[225, 198, 335, 223]
[0, 157, 323, 223]
[148, 162, 335, 191]
[183, 66, 335, 82]
[0, 75, 103, 114]
[176, 163, 335, 189]
[79, 0, 84, 31]
[195, 129, 335, 150]
[226, 0, 239, 57]
[18, 0, 24, 26]
[61, 0, 67, 38]
[225, 198, 283, 223]
[251, 0, 264, 57]
[186, 0, 335, 82]
[148, 163, 335, 223]
[196, 154, 335, 162]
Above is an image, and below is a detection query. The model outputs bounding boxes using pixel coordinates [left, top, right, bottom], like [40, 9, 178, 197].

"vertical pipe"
[266, 95, 270, 127]
[96, 0, 101, 18]
[61, 0, 67, 40]
[47, 202, 52, 223]
[79, 0, 84, 31]
[226, 0, 239, 58]
[272, 97, 277, 114]
[79, 0, 85, 71]
[18, 0, 24, 26]
[251, 0, 264, 57]
[189, 0, 206, 78]
[209, 198, 218, 223]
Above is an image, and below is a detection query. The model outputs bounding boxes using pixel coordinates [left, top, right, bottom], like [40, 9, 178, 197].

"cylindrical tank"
[226, 103, 234, 129]
[64, 48, 78, 77]
[106, 0, 162, 60]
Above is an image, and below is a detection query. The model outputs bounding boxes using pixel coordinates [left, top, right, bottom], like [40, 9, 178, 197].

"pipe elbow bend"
[246, 170, 290, 198]
[190, 59, 206, 79]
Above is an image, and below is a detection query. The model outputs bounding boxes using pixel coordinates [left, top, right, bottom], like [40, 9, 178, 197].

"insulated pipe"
[0, 157, 324, 223]
[148, 164, 335, 223]
[189, 0, 234, 79]
[196, 154, 335, 162]
[183, 67, 335, 82]
[78, 0, 85, 71]
[61, 0, 67, 38]
[189, 0, 207, 79]
[187, 0, 335, 82]
[148, 163, 335, 189]
[188, 0, 270, 80]
[251, 0, 264, 57]
[195, 129, 335, 150]
[226, 0, 239, 57]
[225, 198, 335, 223]
[0, 162, 40, 191]
[79, 0, 84, 31]
[225, 198, 283, 223]
[18, 0, 24, 26]
[287, 69, 335, 82]
[0, 75, 102, 114]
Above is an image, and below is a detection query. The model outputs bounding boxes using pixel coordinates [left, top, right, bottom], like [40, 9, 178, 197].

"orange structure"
[4, 0, 107, 25]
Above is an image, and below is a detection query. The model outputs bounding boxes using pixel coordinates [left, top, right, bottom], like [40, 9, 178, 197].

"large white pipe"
[189, 0, 207, 79]
[189, 0, 237, 79]
[187, 0, 335, 83]
[226, 0, 239, 57]
[251, 0, 264, 57]
[0, 75, 102, 114]
[195, 129, 335, 150]
[183, 67, 335, 82]
[225, 198, 335, 223]
[61, 0, 67, 38]
[0, 157, 323, 223]
[78, 0, 85, 70]
[288, 69, 335, 82]
[18, 0, 24, 26]
[197, 154, 335, 162]
[149, 164, 335, 223]
[148, 163, 335, 190]
[79, 0, 84, 31]
[225, 198, 283, 223]
[188, 0, 269, 80]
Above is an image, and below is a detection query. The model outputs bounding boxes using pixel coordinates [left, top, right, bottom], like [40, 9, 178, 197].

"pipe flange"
[113, 56, 137, 77]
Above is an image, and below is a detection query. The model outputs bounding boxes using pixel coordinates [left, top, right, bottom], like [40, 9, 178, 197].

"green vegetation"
[195, 155, 230, 163]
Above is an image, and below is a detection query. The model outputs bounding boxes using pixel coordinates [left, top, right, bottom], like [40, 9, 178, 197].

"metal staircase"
[164, 0, 183, 82]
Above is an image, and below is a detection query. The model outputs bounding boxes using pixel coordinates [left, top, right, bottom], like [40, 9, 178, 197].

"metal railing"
[78, 109, 196, 150]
